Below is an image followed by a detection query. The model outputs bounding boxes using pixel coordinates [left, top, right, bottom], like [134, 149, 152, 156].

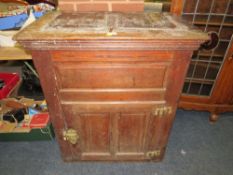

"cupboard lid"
[14, 11, 209, 41]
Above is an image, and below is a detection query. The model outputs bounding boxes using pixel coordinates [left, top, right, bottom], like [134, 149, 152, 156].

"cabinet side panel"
[147, 51, 192, 153]
[31, 51, 73, 161]
[165, 51, 193, 105]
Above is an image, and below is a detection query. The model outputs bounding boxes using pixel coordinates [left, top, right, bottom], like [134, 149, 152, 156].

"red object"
[0, 73, 20, 100]
[29, 113, 50, 129]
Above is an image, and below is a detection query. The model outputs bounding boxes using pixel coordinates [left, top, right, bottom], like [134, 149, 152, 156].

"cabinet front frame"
[31, 47, 193, 161]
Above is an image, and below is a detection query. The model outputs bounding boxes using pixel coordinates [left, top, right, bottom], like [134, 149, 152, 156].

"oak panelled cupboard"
[15, 12, 208, 161]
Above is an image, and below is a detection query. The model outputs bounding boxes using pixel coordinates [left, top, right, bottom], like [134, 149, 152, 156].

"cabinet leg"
[209, 113, 219, 123]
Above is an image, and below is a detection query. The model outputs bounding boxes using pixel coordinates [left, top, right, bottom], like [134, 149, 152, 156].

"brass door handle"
[63, 129, 79, 145]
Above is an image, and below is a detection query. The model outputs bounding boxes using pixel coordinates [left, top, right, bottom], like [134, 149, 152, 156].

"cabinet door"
[114, 112, 150, 160]
[63, 106, 151, 160]
[63, 105, 170, 161]
[79, 113, 112, 159]
[64, 110, 113, 160]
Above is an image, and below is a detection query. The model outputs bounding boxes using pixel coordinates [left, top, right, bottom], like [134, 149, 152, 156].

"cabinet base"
[61, 147, 166, 162]
[178, 101, 233, 123]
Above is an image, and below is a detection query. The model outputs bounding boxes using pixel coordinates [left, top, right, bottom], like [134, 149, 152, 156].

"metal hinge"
[63, 129, 79, 145]
[146, 150, 161, 158]
[153, 106, 172, 117]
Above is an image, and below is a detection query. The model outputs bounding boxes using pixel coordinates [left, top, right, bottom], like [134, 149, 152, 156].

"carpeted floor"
[0, 110, 233, 175]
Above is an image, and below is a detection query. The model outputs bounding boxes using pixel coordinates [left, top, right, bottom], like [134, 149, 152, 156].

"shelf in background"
[193, 21, 233, 27]
[185, 78, 215, 84]
[0, 47, 32, 61]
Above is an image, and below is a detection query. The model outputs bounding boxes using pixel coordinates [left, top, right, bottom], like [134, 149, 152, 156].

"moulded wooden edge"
[16, 39, 206, 51]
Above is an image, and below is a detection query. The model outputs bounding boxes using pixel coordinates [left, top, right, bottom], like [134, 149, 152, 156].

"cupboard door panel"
[65, 111, 112, 160]
[115, 112, 149, 158]
[79, 113, 111, 154]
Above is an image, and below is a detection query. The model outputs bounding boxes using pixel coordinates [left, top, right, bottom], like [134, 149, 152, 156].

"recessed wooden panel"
[79, 113, 111, 154]
[55, 63, 168, 89]
[116, 113, 148, 154]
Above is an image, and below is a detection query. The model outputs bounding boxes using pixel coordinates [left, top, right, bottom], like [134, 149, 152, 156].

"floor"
[0, 110, 233, 175]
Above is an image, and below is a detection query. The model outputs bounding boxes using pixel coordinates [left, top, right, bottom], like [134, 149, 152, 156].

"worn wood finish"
[14, 11, 208, 41]
[31, 51, 73, 161]
[15, 12, 207, 161]
[170, 0, 233, 122]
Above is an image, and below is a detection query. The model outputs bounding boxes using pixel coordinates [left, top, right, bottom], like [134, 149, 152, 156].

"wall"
[58, 0, 144, 12]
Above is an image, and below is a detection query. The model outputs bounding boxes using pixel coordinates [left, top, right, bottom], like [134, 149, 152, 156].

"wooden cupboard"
[171, 0, 233, 122]
[15, 12, 207, 161]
